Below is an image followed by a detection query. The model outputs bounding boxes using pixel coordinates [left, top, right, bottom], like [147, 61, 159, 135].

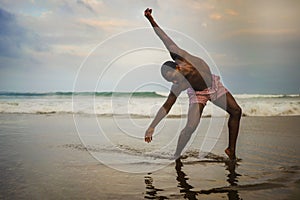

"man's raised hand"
[144, 8, 153, 20]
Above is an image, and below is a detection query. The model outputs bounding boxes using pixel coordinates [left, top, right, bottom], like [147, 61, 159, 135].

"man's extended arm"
[144, 8, 212, 74]
[144, 8, 182, 56]
[145, 91, 177, 143]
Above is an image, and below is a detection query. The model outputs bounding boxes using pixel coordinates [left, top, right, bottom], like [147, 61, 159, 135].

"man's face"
[164, 69, 184, 84]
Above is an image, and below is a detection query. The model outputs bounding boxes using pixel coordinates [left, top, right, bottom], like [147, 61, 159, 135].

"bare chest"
[185, 69, 212, 91]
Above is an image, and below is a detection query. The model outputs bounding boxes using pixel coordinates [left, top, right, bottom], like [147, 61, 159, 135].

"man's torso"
[176, 59, 213, 92]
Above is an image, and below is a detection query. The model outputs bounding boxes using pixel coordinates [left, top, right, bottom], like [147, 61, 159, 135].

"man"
[143, 8, 242, 160]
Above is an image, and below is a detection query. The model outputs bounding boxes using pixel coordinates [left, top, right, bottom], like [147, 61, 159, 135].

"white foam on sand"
[0, 92, 299, 116]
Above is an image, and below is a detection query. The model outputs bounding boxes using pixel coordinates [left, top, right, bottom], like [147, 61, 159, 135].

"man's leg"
[212, 92, 242, 160]
[174, 103, 204, 159]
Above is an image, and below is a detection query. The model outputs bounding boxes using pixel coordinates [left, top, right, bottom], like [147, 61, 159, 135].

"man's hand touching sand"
[144, 127, 154, 143]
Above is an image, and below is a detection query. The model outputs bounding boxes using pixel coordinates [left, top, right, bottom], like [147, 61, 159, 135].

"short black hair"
[161, 61, 177, 79]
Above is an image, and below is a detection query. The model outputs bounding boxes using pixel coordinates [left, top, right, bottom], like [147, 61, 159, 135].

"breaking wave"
[0, 92, 299, 117]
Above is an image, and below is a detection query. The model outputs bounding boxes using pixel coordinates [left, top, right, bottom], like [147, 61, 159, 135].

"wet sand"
[0, 114, 299, 199]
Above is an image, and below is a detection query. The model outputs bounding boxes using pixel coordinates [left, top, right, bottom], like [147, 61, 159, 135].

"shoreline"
[1, 112, 300, 118]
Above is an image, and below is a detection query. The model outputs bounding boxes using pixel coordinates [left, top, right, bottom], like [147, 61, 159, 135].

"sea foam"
[0, 92, 299, 117]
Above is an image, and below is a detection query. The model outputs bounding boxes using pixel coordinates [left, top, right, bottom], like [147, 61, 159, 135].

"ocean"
[0, 91, 299, 117]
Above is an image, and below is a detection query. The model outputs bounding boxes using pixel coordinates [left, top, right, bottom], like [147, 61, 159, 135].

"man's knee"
[182, 125, 197, 135]
[230, 106, 242, 119]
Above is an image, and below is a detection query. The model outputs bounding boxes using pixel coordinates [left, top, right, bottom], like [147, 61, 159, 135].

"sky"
[0, 0, 299, 94]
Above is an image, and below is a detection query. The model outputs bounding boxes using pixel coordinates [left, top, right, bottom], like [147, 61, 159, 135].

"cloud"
[0, 7, 20, 57]
[186, 1, 215, 11]
[76, 0, 95, 13]
[224, 28, 298, 38]
[0, 0, 299, 93]
[209, 13, 222, 20]
[79, 18, 130, 28]
[0, 7, 48, 59]
[225, 9, 238, 16]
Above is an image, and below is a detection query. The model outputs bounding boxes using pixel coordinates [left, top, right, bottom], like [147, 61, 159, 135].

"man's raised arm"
[144, 8, 212, 74]
[144, 8, 182, 56]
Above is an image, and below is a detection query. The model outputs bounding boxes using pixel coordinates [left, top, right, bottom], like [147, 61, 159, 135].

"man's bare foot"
[171, 154, 188, 160]
[225, 148, 236, 160]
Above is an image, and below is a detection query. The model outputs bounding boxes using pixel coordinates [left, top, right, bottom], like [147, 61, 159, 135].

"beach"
[0, 113, 299, 199]
[2, 1, 300, 199]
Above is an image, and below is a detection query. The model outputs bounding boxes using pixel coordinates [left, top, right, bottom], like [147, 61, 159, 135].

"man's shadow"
[224, 160, 242, 200]
[144, 173, 168, 199]
[175, 158, 198, 199]
[175, 158, 242, 200]
[144, 158, 242, 199]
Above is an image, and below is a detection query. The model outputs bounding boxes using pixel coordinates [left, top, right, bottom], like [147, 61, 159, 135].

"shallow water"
[0, 114, 299, 199]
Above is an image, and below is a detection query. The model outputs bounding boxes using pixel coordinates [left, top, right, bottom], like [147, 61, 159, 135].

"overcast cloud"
[0, 0, 299, 94]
